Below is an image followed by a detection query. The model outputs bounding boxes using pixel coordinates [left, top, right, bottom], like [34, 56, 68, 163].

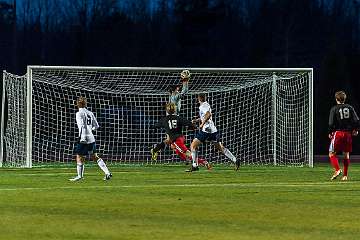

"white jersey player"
[69, 97, 112, 181]
[198, 101, 217, 134]
[188, 93, 240, 172]
[76, 107, 99, 144]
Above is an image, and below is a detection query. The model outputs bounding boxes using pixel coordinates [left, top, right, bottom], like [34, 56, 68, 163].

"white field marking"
[5, 171, 142, 176]
[0, 182, 357, 192]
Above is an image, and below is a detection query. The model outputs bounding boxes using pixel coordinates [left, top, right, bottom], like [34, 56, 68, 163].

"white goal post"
[1, 66, 313, 168]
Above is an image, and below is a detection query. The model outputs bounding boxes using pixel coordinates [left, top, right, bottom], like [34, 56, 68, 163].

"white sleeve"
[76, 112, 86, 142]
[91, 113, 99, 130]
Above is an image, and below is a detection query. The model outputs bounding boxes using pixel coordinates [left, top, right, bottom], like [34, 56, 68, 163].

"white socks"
[97, 159, 110, 175]
[77, 163, 84, 178]
[191, 150, 198, 167]
[224, 148, 236, 163]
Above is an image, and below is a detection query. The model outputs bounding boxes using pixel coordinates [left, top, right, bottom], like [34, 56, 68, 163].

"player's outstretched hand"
[352, 130, 358, 136]
[180, 70, 191, 82]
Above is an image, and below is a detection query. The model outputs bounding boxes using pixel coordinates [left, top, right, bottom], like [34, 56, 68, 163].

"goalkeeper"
[151, 70, 190, 160]
[153, 103, 211, 170]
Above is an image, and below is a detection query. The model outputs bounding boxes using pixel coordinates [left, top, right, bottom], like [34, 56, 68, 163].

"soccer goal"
[1, 67, 313, 168]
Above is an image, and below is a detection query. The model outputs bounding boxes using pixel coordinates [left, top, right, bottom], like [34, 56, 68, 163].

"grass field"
[0, 163, 360, 240]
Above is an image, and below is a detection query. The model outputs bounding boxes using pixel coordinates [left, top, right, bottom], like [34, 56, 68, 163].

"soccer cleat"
[185, 166, 199, 172]
[150, 148, 158, 161]
[69, 176, 83, 182]
[235, 158, 240, 171]
[104, 173, 113, 181]
[204, 161, 212, 171]
[341, 176, 348, 181]
[330, 169, 342, 180]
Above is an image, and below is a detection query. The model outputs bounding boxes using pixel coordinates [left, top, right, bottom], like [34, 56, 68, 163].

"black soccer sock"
[153, 141, 166, 152]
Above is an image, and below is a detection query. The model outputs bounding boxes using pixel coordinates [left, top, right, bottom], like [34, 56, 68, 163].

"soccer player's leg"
[170, 142, 188, 162]
[185, 136, 211, 170]
[329, 151, 342, 180]
[70, 155, 85, 181]
[341, 133, 352, 181]
[172, 136, 191, 162]
[329, 132, 342, 180]
[172, 143, 210, 170]
[181, 135, 210, 170]
[198, 157, 212, 170]
[342, 152, 350, 181]
[213, 136, 239, 170]
[173, 136, 210, 169]
[70, 142, 86, 181]
[187, 136, 202, 172]
[92, 150, 112, 181]
[151, 135, 170, 161]
[174, 148, 188, 161]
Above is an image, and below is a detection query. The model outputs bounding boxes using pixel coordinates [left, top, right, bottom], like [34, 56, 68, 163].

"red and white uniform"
[329, 131, 352, 153]
[328, 103, 359, 153]
[171, 136, 188, 155]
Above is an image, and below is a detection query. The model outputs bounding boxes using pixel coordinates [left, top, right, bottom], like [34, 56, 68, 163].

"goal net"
[1, 67, 313, 168]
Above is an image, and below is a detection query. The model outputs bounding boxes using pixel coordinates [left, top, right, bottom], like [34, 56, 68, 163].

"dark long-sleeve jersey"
[328, 104, 360, 133]
[154, 114, 193, 141]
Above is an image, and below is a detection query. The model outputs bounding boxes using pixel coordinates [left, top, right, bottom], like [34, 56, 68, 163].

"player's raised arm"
[179, 70, 190, 95]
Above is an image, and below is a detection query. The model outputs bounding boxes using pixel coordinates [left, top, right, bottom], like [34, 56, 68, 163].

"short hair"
[198, 93, 206, 102]
[168, 85, 179, 94]
[166, 103, 176, 114]
[77, 96, 87, 108]
[335, 91, 346, 103]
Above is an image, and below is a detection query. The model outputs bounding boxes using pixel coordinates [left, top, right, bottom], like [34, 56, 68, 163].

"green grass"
[0, 164, 360, 240]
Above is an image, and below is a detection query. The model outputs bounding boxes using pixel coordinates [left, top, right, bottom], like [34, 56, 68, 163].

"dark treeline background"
[0, 0, 360, 156]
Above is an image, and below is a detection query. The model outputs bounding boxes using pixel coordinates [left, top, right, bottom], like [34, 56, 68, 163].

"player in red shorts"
[153, 103, 211, 170]
[328, 91, 359, 181]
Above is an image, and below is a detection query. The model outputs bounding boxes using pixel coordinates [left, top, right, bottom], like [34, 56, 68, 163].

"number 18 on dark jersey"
[328, 104, 360, 133]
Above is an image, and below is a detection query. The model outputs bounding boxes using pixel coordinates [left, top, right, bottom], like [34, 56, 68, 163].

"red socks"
[343, 158, 350, 176]
[330, 156, 350, 176]
[329, 155, 340, 171]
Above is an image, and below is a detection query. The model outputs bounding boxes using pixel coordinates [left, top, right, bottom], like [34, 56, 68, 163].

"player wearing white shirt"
[188, 93, 240, 172]
[69, 97, 112, 181]
[76, 107, 98, 144]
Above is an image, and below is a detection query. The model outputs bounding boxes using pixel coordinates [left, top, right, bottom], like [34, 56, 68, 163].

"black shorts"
[195, 131, 220, 143]
[75, 142, 97, 156]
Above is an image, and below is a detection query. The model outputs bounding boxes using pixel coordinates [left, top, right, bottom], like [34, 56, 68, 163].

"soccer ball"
[180, 70, 191, 80]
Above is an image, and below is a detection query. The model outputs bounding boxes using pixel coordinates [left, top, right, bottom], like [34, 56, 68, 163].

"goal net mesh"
[1, 68, 312, 167]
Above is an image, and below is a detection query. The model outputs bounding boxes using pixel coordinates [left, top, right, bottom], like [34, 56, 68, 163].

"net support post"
[272, 73, 277, 166]
[26, 67, 32, 168]
[308, 70, 314, 167]
[0, 71, 6, 167]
